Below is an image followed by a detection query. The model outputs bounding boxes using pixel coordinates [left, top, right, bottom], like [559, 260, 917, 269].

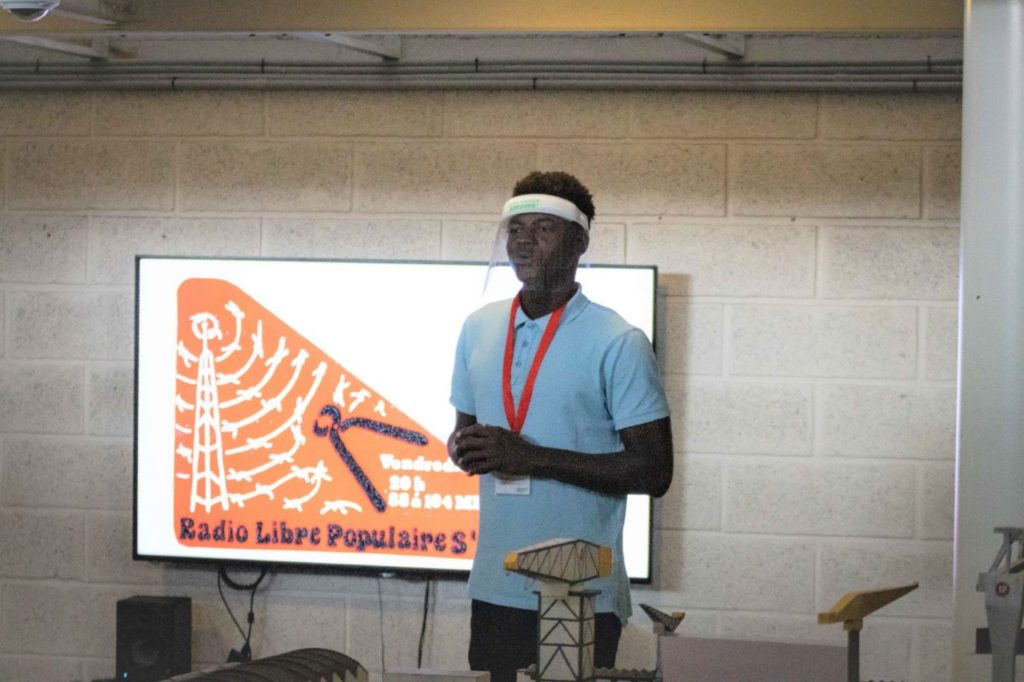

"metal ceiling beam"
[0, 35, 108, 58]
[290, 33, 401, 60]
[678, 33, 746, 60]
[0, 0, 964, 35]
[51, 8, 117, 25]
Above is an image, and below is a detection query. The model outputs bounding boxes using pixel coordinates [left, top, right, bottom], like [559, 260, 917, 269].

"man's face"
[505, 212, 588, 291]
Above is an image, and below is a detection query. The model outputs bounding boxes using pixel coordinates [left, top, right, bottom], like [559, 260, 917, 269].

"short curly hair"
[512, 171, 595, 223]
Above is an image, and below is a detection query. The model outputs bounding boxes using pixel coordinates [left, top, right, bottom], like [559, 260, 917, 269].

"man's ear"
[575, 226, 590, 256]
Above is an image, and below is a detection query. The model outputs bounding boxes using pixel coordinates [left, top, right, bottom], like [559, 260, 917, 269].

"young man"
[449, 171, 673, 682]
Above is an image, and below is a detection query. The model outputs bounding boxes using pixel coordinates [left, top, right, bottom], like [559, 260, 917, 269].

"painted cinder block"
[0, 582, 132, 656]
[913, 622, 953, 682]
[353, 141, 536, 214]
[82, 659, 117, 682]
[269, 570, 430, 599]
[1, 436, 131, 509]
[657, 300, 723, 375]
[729, 304, 918, 378]
[658, 530, 816, 611]
[0, 655, 84, 682]
[7, 140, 175, 211]
[920, 462, 955, 540]
[88, 216, 261, 284]
[347, 597, 435, 673]
[0, 509, 85, 579]
[85, 513, 165, 584]
[665, 378, 812, 455]
[10, 291, 133, 360]
[821, 226, 959, 300]
[0, 91, 92, 136]
[174, 594, 240, 666]
[724, 460, 915, 537]
[539, 142, 726, 216]
[631, 91, 817, 139]
[88, 364, 133, 436]
[924, 306, 958, 381]
[924, 145, 961, 220]
[583, 222, 627, 265]
[180, 141, 352, 212]
[0, 214, 88, 283]
[420, 604, 474, 672]
[0, 365, 84, 434]
[262, 217, 442, 260]
[820, 93, 961, 140]
[658, 455, 721, 531]
[94, 90, 264, 136]
[247, 594, 349, 658]
[818, 539, 953, 618]
[629, 223, 815, 297]
[731, 144, 920, 218]
[446, 90, 629, 138]
[820, 384, 955, 459]
[269, 90, 444, 137]
[441, 220, 499, 262]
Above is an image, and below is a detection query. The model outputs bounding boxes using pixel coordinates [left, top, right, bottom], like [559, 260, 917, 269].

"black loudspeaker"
[116, 595, 191, 681]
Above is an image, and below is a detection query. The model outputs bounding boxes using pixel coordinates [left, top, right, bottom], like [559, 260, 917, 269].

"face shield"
[482, 193, 591, 302]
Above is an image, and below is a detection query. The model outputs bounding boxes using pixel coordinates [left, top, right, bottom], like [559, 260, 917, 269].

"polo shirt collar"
[513, 284, 589, 328]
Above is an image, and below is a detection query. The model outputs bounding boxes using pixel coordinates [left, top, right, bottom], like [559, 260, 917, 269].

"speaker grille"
[116, 596, 191, 681]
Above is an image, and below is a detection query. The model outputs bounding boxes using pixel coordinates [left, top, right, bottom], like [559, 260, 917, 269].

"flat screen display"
[134, 257, 658, 580]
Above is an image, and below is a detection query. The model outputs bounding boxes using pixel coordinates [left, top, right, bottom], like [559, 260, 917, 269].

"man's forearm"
[527, 446, 671, 497]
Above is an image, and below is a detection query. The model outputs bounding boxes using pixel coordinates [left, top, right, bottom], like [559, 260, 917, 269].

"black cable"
[217, 564, 267, 662]
[417, 578, 431, 668]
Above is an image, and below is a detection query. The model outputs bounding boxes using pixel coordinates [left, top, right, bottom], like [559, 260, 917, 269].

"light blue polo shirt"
[450, 286, 669, 622]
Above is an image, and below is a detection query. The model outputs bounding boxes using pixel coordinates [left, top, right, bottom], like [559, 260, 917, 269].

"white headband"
[500, 193, 590, 232]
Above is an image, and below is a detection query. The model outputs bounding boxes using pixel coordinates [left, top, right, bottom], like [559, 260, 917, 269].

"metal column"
[954, 0, 1024, 679]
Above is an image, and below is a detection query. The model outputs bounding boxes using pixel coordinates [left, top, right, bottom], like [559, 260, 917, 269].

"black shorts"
[468, 599, 622, 682]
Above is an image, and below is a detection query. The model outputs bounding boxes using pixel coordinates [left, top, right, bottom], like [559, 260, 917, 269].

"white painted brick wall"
[269, 91, 444, 137]
[95, 91, 265, 137]
[819, 384, 956, 458]
[0, 215, 88, 283]
[723, 460, 916, 537]
[630, 223, 816, 297]
[87, 216, 262, 283]
[262, 217, 442, 260]
[731, 144, 921, 218]
[540, 142, 726, 215]
[632, 91, 818, 139]
[180, 141, 353, 212]
[730, 304, 918, 378]
[8, 140, 176, 211]
[0, 89, 961, 682]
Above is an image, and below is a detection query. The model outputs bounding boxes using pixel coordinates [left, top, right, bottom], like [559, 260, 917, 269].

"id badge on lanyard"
[497, 295, 566, 495]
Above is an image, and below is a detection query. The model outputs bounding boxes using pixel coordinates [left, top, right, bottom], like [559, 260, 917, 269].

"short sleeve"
[449, 319, 476, 416]
[602, 328, 670, 431]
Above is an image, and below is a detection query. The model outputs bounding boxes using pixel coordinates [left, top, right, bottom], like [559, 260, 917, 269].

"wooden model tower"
[504, 538, 612, 682]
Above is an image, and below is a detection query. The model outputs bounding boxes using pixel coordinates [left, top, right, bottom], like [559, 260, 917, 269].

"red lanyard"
[502, 295, 567, 434]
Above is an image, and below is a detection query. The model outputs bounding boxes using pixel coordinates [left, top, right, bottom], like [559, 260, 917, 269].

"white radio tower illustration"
[176, 293, 352, 515]
[189, 312, 229, 512]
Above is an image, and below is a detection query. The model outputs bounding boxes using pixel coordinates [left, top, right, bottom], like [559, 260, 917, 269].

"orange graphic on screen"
[173, 278, 478, 559]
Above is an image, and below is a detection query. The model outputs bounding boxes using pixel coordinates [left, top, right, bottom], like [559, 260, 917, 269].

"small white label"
[495, 476, 531, 495]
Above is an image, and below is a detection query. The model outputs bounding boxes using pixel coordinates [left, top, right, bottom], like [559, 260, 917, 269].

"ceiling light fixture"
[0, 0, 60, 22]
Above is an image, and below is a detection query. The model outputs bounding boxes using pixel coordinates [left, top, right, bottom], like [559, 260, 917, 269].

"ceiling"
[0, 0, 964, 90]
